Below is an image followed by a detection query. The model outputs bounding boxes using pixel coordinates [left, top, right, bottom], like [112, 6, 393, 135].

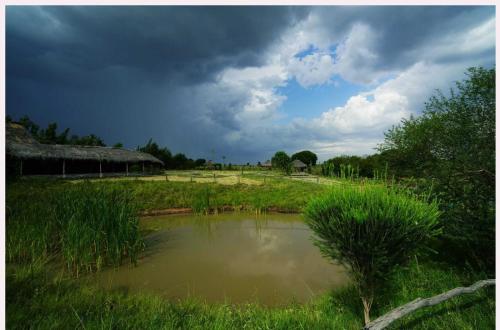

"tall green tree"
[138, 139, 172, 168]
[271, 151, 291, 174]
[379, 67, 495, 271]
[291, 150, 318, 167]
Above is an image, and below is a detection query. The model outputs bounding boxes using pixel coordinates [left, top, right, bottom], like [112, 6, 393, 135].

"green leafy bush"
[379, 67, 495, 271]
[304, 184, 440, 325]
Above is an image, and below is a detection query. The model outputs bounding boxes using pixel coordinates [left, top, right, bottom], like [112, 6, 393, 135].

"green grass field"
[6, 176, 495, 329]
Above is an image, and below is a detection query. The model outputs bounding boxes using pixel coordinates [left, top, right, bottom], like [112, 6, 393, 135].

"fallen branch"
[364, 279, 495, 330]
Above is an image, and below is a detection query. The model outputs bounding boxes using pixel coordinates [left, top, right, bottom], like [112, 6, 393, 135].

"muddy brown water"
[92, 213, 349, 306]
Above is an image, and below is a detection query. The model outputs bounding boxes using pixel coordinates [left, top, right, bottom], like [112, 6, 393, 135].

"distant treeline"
[137, 139, 206, 170]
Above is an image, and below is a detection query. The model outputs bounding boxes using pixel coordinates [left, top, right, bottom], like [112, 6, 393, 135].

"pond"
[92, 212, 349, 306]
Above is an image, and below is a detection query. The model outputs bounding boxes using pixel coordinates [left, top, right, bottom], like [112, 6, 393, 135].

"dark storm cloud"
[7, 6, 308, 86]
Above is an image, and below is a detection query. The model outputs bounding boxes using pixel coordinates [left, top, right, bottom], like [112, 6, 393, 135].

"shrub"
[304, 185, 440, 325]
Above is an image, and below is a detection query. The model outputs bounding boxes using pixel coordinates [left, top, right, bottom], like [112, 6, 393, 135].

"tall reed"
[7, 181, 143, 276]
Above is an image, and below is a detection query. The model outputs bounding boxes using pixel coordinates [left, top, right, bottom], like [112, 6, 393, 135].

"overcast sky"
[6, 6, 495, 163]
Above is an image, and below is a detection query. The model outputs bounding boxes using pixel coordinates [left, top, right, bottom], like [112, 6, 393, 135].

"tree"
[138, 138, 171, 168]
[70, 134, 105, 146]
[14, 116, 106, 146]
[113, 142, 124, 148]
[291, 150, 318, 167]
[172, 153, 189, 169]
[194, 159, 206, 167]
[305, 185, 440, 325]
[271, 151, 291, 174]
[18, 115, 40, 138]
[379, 67, 495, 271]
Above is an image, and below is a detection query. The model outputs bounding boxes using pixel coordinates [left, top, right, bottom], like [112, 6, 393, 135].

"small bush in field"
[304, 184, 440, 325]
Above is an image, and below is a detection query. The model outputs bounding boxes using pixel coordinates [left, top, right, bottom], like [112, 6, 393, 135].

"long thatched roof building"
[6, 122, 163, 177]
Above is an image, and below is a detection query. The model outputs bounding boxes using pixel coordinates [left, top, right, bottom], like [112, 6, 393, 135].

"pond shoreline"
[139, 205, 302, 217]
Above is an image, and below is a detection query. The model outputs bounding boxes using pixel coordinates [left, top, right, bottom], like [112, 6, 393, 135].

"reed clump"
[7, 181, 143, 276]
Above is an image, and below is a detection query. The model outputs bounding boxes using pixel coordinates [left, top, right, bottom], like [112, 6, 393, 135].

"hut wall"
[23, 159, 64, 175]
[15, 158, 161, 176]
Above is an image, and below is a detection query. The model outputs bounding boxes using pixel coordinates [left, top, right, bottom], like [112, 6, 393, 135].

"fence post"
[191, 175, 193, 183]
[317, 176, 319, 184]
[213, 173, 216, 183]
[165, 174, 168, 181]
[238, 175, 240, 184]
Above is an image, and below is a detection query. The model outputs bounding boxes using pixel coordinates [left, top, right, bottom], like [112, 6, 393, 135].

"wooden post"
[317, 177, 319, 184]
[126, 163, 129, 176]
[190, 175, 193, 183]
[213, 173, 216, 183]
[20, 159, 23, 176]
[165, 174, 169, 181]
[99, 161, 102, 178]
[62, 159, 66, 178]
[238, 175, 240, 184]
[142, 162, 145, 174]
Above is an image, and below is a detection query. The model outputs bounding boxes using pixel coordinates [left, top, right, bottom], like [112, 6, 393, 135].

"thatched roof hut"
[6, 122, 163, 177]
[260, 160, 272, 168]
[291, 159, 307, 170]
[6, 122, 163, 164]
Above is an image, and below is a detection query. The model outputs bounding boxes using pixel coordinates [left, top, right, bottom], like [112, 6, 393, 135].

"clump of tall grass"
[192, 186, 213, 214]
[53, 183, 143, 275]
[6, 201, 56, 263]
[304, 184, 441, 325]
[7, 181, 143, 276]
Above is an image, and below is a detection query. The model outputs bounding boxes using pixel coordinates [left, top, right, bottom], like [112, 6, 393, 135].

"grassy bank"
[8, 178, 330, 214]
[7, 259, 494, 329]
[6, 178, 495, 329]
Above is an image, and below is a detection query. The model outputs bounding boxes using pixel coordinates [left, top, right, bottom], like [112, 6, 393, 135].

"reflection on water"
[92, 213, 349, 306]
